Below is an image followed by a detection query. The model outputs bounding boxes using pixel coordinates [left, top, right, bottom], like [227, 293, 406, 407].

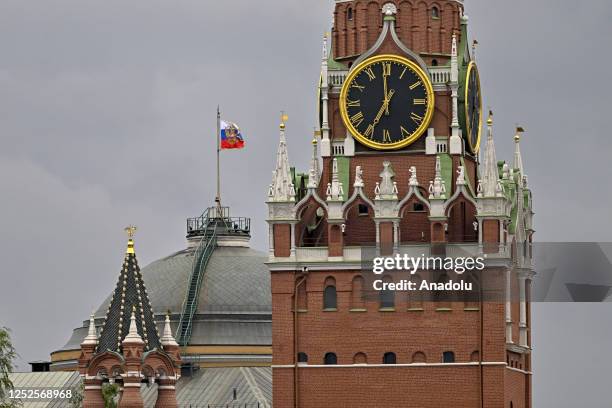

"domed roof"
[96, 245, 271, 318]
[54, 243, 271, 359]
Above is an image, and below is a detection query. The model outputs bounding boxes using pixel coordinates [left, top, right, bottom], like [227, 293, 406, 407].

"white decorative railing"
[328, 67, 450, 89]
[429, 66, 451, 85]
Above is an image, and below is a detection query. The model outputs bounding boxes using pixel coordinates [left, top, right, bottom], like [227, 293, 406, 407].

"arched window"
[443, 351, 455, 363]
[324, 352, 337, 365]
[431, 6, 440, 19]
[379, 275, 395, 309]
[383, 352, 397, 364]
[347, 7, 353, 21]
[353, 352, 367, 364]
[323, 277, 337, 310]
[412, 351, 426, 363]
[297, 352, 308, 364]
[297, 278, 308, 310]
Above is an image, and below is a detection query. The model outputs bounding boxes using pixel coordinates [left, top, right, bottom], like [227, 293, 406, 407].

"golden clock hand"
[383, 72, 389, 115]
[374, 89, 396, 125]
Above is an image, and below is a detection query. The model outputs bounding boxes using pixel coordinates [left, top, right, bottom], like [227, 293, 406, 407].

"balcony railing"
[187, 206, 250, 238]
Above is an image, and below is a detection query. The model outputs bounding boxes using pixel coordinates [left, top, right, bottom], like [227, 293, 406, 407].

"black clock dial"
[340, 55, 434, 150]
[465, 61, 483, 153]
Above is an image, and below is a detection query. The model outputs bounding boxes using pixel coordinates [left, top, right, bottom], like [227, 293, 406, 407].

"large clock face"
[340, 55, 434, 150]
[465, 61, 483, 153]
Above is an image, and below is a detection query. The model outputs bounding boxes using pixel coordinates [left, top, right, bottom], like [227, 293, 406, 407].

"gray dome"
[55, 244, 271, 359]
[96, 245, 271, 317]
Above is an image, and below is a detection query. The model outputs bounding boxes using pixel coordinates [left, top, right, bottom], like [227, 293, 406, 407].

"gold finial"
[487, 110, 493, 125]
[280, 111, 288, 130]
[514, 126, 525, 142]
[124, 225, 137, 254]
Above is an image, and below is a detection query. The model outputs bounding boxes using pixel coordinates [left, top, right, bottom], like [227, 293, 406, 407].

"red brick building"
[267, 1, 534, 407]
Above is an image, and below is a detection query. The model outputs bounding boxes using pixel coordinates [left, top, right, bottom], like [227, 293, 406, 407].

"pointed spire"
[311, 135, 320, 182]
[322, 32, 328, 62]
[482, 111, 499, 197]
[326, 158, 344, 201]
[82, 313, 98, 346]
[514, 126, 525, 176]
[160, 313, 178, 347]
[123, 309, 144, 344]
[268, 117, 295, 202]
[429, 156, 447, 199]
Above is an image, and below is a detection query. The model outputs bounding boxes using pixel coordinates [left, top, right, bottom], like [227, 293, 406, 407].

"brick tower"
[79, 227, 181, 408]
[267, 1, 534, 407]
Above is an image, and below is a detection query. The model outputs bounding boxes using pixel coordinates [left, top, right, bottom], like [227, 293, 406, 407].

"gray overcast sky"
[1, 0, 611, 406]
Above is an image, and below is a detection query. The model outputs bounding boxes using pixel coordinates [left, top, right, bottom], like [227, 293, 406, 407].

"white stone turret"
[428, 156, 447, 200]
[320, 33, 331, 157]
[82, 314, 98, 346]
[123, 310, 144, 345]
[310, 136, 321, 183]
[268, 122, 296, 202]
[481, 112, 499, 197]
[514, 127, 525, 176]
[160, 313, 178, 347]
[326, 158, 344, 201]
[449, 33, 462, 155]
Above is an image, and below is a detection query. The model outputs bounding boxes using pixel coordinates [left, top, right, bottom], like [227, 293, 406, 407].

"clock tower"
[267, 1, 534, 407]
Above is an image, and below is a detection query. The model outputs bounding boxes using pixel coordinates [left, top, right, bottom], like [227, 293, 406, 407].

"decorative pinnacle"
[514, 126, 525, 142]
[123, 307, 144, 344]
[280, 111, 288, 130]
[124, 225, 137, 254]
[160, 312, 178, 347]
[82, 313, 98, 345]
[487, 110, 493, 126]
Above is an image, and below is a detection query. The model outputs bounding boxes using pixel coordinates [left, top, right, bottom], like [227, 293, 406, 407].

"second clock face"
[340, 55, 434, 150]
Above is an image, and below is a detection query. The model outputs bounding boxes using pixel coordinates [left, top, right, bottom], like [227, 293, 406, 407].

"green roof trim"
[439, 154, 453, 197]
[336, 156, 351, 201]
[460, 157, 477, 197]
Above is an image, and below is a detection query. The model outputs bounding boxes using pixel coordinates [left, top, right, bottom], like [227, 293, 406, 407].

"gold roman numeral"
[350, 112, 365, 127]
[364, 67, 376, 81]
[347, 99, 361, 107]
[409, 80, 422, 90]
[382, 63, 392, 77]
[364, 124, 374, 138]
[413, 99, 427, 105]
[401, 126, 412, 138]
[351, 82, 365, 92]
[383, 129, 391, 142]
[410, 112, 424, 124]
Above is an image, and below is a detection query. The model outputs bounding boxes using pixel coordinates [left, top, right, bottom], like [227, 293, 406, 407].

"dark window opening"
[380, 284, 395, 309]
[413, 202, 425, 212]
[324, 285, 337, 309]
[431, 59, 439, 66]
[443, 351, 455, 363]
[358, 204, 369, 216]
[347, 7, 353, 20]
[297, 352, 308, 363]
[432, 7, 440, 19]
[383, 352, 397, 364]
[324, 352, 338, 365]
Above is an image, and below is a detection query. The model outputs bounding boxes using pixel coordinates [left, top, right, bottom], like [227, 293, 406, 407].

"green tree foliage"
[101, 383, 119, 408]
[0, 327, 20, 408]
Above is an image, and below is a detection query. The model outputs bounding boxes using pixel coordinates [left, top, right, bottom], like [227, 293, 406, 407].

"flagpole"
[216, 106, 221, 213]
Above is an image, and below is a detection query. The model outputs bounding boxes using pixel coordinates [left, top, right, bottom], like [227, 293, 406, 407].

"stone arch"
[399, 191, 430, 243]
[446, 195, 478, 243]
[343, 199, 376, 246]
[295, 197, 328, 247]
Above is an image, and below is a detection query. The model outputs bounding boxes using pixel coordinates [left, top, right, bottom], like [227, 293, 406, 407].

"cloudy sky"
[1, 0, 611, 406]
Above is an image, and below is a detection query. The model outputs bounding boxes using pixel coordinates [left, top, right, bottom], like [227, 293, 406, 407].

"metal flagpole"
[216, 106, 221, 213]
